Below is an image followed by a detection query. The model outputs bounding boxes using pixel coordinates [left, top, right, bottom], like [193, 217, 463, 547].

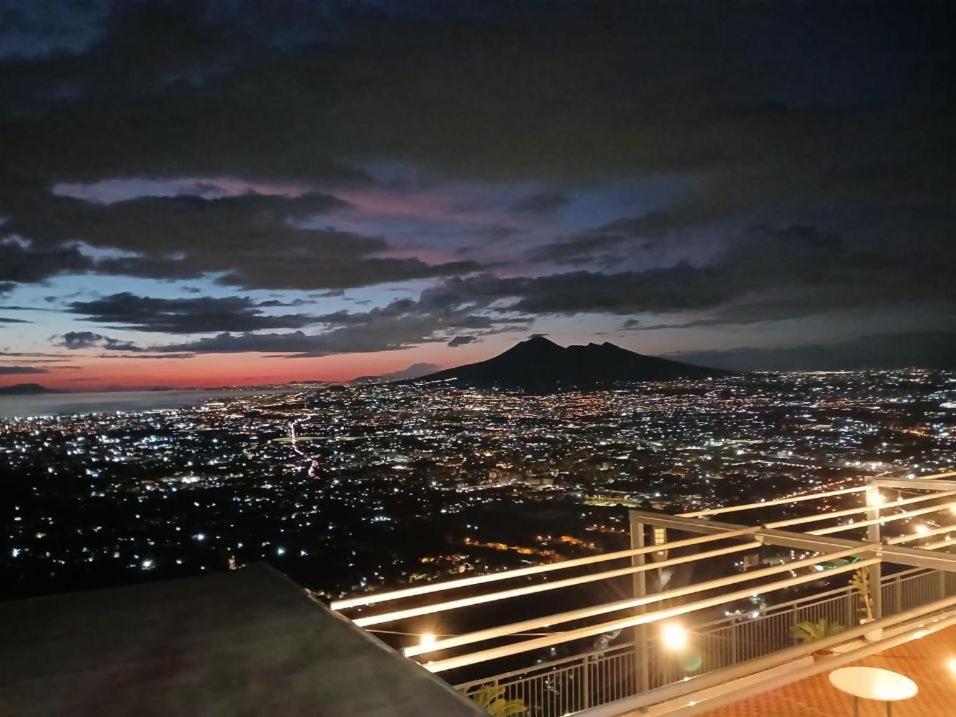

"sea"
[0, 387, 296, 420]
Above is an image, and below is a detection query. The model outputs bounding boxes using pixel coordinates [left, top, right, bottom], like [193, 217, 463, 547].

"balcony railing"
[332, 470, 956, 716]
[455, 567, 956, 716]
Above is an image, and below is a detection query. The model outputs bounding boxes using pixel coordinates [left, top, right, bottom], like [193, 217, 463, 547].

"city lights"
[2, 371, 953, 626]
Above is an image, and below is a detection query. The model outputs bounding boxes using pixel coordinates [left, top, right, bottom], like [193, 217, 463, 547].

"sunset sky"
[0, 1, 953, 390]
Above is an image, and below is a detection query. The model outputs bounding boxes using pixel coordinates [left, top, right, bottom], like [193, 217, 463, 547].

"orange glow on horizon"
[0, 339, 500, 392]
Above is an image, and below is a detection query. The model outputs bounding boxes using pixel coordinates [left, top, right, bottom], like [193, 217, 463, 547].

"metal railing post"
[730, 619, 739, 667]
[582, 652, 590, 709]
[845, 586, 855, 629]
[866, 484, 883, 622]
[629, 511, 650, 698]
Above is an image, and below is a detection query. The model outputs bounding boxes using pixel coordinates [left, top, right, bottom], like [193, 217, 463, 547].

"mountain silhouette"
[405, 336, 730, 391]
[0, 383, 58, 396]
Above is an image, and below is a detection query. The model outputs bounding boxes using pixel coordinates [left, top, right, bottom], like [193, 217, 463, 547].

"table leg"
[887, 701, 892, 717]
[853, 695, 859, 717]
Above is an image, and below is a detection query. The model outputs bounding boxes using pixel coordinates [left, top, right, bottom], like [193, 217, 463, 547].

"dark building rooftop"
[0, 563, 483, 717]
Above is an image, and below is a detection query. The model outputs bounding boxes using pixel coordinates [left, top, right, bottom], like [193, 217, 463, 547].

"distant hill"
[669, 331, 956, 371]
[404, 336, 730, 391]
[0, 383, 58, 396]
[351, 363, 442, 384]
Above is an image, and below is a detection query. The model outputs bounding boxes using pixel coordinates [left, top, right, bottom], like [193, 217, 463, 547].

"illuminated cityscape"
[4, 370, 952, 602]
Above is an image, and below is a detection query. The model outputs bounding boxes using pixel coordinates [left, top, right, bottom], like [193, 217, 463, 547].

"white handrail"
[425, 558, 878, 673]
[405, 545, 870, 657]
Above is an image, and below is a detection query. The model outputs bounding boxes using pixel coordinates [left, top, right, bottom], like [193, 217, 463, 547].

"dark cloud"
[0, 365, 49, 375]
[153, 290, 532, 356]
[0, 0, 109, 59]
[670, 331, 956, 372]
[156, 319, 438, 357]
[527, 211, 688, 267]
[0, 0, 951, 357]
[1, 1, 950, 192]
[509, 192, 569, 213]
[447, 335, 476, 347]
[1, 186, 479, 291]
[0, 237, 93, 283]
[432, 222, 956, 325]
[67, 293, 322, 333]
[257, 298, 311, 308]
[54, 331, 140, 352]
[527, 234, 626, 265]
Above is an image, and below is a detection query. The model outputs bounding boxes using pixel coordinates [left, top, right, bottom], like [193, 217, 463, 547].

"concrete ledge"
[0, 563, 483, 717]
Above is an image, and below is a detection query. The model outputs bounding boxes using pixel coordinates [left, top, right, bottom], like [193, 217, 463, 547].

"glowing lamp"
[661, 622, 689, 652]
[866, 487, 886, 507]
[419, 632, 436, 648]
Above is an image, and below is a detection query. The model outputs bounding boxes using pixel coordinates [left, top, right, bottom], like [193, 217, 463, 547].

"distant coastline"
[0, 386, 300, 419]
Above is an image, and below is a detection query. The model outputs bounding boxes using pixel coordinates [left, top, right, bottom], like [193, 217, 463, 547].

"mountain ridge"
[402, 336, 730, 391]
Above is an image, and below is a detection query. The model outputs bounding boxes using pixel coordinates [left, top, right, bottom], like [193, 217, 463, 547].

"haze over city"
[1, 0, 953, 392]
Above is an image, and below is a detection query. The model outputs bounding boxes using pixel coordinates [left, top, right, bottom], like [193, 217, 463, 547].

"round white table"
[828, 667, 918, 716]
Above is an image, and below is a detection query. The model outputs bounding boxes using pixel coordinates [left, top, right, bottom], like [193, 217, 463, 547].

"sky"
[0, 0, 953, 390]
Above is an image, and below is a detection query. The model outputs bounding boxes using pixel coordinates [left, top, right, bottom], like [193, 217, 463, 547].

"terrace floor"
[701, 625, 956, 716]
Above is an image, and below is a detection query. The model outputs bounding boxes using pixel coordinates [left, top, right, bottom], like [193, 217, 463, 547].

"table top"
[828, 666, 918, 702]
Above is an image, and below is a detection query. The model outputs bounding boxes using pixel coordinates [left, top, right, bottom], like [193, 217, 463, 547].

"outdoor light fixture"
[914, 524, 930, 537]
[661, 622, 689, 652]
[947, 657, 956, 676]
[866, 487, 886, 507]
[419, 632, 436, 647]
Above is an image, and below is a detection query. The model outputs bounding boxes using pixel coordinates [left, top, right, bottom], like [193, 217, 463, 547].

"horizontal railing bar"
[887, 522, 956, 545]
[764, 490, 956, 530]
[874, 477, 956, 491]
[810, 500, 955, 535]
[728, 567, 927, 618]
[341, 483, 948, 614]
[462, 566, 942, 693]
[332, 527, 757, 611]
[406, 545, 870, 658]
[678, 485, 866, 518]
[354, 541, 761, 628]
[918, 536, 956, 551]
[424, 558, 877, 673]
[677, 470, 956, 520]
